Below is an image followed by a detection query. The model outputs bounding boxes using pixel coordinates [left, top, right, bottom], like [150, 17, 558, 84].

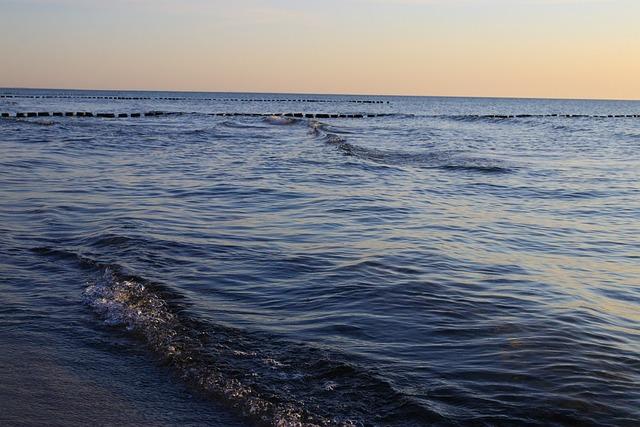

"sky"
[0, 0, 638, 99]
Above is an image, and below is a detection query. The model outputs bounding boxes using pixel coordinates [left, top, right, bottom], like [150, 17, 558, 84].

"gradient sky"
[1, 0, 638, 99]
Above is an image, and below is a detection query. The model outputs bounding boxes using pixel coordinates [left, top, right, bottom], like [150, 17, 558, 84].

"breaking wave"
[80, 265, 440, 427]
[308, 120, 513, 173]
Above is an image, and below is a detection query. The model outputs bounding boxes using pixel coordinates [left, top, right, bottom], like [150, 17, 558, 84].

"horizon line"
[1, 86, 639, 103]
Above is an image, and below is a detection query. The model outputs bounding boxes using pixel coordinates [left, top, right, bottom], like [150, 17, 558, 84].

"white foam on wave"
[264, 115, 295, 126]
[82, 268, 340, 426]
[84, 269, 174, 330]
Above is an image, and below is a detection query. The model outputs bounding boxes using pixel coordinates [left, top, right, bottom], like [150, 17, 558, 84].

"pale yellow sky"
[1, 0, 638, 99]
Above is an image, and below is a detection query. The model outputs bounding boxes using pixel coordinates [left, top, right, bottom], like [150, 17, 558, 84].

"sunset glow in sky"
[1, 0, 638, 99]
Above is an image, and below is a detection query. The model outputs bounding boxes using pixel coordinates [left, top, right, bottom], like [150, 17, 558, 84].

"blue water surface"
[1, 90, 639, 426]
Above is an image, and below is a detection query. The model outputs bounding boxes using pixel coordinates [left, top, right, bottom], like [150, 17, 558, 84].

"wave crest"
[82, 267, 439, 426]
[83, 268, 314, 425]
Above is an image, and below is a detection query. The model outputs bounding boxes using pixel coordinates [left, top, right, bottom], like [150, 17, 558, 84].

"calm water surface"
[1, 90, 639, 426]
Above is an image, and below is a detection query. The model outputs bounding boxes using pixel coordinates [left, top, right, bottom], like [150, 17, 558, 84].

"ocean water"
[1, 89, 639, 426]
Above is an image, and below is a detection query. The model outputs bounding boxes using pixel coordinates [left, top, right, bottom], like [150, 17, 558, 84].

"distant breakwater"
[0, 111, 394, 119]
[1, 111, 639, 119]
[0, 93, 387, 104]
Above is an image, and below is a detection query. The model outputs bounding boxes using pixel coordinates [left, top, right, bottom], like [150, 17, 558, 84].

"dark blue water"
[1, 89, 639, 426]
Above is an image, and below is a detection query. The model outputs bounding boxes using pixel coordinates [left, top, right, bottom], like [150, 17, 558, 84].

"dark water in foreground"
[1, 89, 639, 426]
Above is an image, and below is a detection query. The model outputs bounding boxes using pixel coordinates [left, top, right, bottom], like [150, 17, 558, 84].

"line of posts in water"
[0, 112, 395, 119]
[1, 112, 638, 119]
[0, 94, 387, 104]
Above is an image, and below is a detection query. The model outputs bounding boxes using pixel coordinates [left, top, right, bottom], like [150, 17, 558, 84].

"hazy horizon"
[3, 86, 640, 103]
[1, 0, 639, 100]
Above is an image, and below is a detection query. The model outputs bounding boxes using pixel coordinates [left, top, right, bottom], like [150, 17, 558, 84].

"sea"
[0, 89, 638, 426]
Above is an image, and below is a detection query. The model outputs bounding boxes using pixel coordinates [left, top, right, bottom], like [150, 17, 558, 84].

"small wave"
[438, 114, 640, 123]
[439, 163, 513, 174]
[332, 141, 512, 174]
[444, 115, 506, 123]
[18, 119, 57, 126]
[307, 120, 354, 139]
[183, 127, 215, 136]
[84, 268, 316, 425]
[81, 266, 440, 426]
[220, 120, 269, 130]
[263, 115, 297, 126]
[305, 117, 512, 173]
[324, 133, 347, 144]
[307, 120, 324, 136]
[441, 114, 549, 123]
